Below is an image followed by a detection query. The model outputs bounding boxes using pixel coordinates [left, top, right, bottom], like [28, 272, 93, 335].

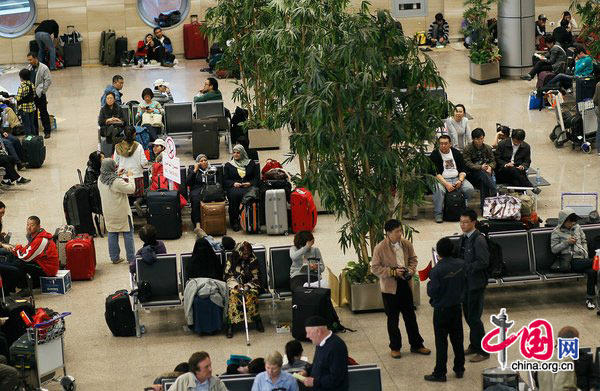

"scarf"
[231, 145, 250, 178]
[99, 158, 119, 188]
[195, 154, 212, 175]
[116, 140, 139, 158]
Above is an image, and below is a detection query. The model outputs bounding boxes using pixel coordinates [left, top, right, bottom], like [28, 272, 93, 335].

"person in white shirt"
[445, 104, 470, 150]
[557, 11, 578, 32]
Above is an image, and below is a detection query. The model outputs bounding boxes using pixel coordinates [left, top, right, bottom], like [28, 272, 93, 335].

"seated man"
[152, 79, 174, 104]
[494, 129, 540, 193]
[552, 19, 574, 49]
[0, 216, 58, 293]
[194, 78, 222, 103]
[463, 128, 497, 210]
[153, 27, 176, 64]
[101, 75, 124, 107]
[427, 13, 449, 47]
[0, 139, 30, 186]
[521, 35, 566, 80]
[429, 135, 474, 223]
[172, 351, 227, 391]
[547, 45, 593, 91]
[2, 131, 26, 170]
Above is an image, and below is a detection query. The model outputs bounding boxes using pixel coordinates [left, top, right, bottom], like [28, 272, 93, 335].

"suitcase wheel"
[582, 142, 592, 154]
[554, 137, 565, 148]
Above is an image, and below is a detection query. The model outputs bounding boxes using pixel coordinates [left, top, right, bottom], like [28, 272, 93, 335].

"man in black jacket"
[552, 19, 574, 49]
[425, 237, 466, 382]
[494, 129, 540, 193]
[300, 316, 349, 391]
[153, 27, 176, 65]
[456, 209, 490, 363]
[521, 35, 566, 80]
[429, 135, 474, 223]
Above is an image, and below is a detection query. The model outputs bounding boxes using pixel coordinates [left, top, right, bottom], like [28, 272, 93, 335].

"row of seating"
[130, 244, 298, 337]
[447, 223, 600, 286]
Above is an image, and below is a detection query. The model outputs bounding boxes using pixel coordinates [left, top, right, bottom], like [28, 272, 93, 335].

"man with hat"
[153, 79, 174, 104]
[299, 316, 349, 391]
[535, 14, 547, 38]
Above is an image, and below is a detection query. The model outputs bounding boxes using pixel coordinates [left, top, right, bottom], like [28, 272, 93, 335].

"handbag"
[483, 195, 522, 220]
[550, 253, 572, 273]
[142, 112, 162, 127]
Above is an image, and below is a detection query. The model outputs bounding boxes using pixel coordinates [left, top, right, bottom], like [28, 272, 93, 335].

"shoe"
[455, 371, 464, 379]
[520, 74, 532, 81]
[44, 133, 50, 139]
[532, 187, 542, 195]
[194, 226, 207, 239]
[226, 325, 233, 338]
[390, 350, 402, 359]
[16, 177, 31, 185]
[111, 257, 125, 264]
[464, 346, 478, 355]
[469, 353, 490, 362]
[435, 215, 443, 223]
[232, 222, 241, 232]
[411, 347, 431, 355]
[255, 317, 264, 332]
[586, 299, 595, 310]
[424, 374, 446, 382]
[133, 198, 145, 217]
[1, 179, 13, 186]
[597, 309, 600, 316]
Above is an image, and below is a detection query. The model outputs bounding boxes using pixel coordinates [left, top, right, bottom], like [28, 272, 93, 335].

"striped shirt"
[16, 81, 36, 113]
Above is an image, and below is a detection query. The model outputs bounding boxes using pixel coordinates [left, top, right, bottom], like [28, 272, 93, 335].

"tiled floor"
[0, 48, 597, 390]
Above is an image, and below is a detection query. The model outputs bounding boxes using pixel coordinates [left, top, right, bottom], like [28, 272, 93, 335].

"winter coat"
[371, 237, 417, 294]
[98, 176, 135, 232]
[132, 241, 167, 274]
[150, 162, 187, 207]
[551, 208, 588, 259]
[14, 229, 58, 277]
[114, 141, 148, 178]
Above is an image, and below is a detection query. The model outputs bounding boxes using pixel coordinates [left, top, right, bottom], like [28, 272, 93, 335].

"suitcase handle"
[306, 257, 321, 287]
[190, 14, 199, 23]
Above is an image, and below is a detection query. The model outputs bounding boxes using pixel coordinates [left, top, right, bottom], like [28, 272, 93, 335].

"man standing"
[371, 219, 431, 359]
[463, 128, 497, 210]
[457, 209, 490, 363]
[300, 316, 349, 391]
[494, 128, 540, 193]
[425, 237, 466, 382]
[101, 75, 125, 107]
[194, 78, 223, 103]
[172, 351, 227, 391]
[26, 53, 52, 139]
[34, 19, 59, 70]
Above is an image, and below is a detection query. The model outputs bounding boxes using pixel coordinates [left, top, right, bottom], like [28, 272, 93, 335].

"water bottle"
[491, 173, 496, 187]
[535, 168, 541, 185]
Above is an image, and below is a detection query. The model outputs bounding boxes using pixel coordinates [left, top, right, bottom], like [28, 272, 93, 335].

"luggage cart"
[548, 90, 597, 152]
[562, 192, 599, 217]
[578, 100, 599, 154]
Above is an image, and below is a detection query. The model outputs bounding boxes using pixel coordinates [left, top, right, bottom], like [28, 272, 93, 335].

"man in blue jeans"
[34, 19, 59, 71]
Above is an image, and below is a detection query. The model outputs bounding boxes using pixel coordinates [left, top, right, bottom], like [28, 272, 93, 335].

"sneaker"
[111, 258, 125, 264]
[16, 177, 31, 185]
[1, 179, 13, 186]
[194, 227, 207, 239]
[520, 74, 532, 81]
[424, 374, 446, 382]
[469, 353, 490, 363]
[435, 214, 443, 223]
[586, 299, 595, 310]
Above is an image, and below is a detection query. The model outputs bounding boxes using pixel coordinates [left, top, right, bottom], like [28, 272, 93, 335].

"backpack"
[135, 126, 151, 152]
[414, 31, 427, 45]
[473, 225, 506, 278]
[443, 191, 465, 222]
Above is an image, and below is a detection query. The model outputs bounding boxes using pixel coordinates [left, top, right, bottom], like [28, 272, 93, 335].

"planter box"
[349, 282, 384, 312]
[469, 61, 500, 85]
[248, 128, 281, 150]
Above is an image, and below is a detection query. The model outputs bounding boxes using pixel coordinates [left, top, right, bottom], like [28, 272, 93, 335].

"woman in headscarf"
[97, 158, 136, 265]
[223, 145, 259, 231]
[84, 151, 104, 185]
[224, 241, 264, 338]
[187, 154, 219, 230]
[186, 236, 223, 281]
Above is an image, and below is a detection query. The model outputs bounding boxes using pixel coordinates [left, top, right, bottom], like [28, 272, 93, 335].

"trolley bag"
[63, 185, 96, 236]
[265, 189, 288, 235]
[146, 189, 182, 240]
[477, 219, 526, 233]
[101, 30, 116, 65]
[200, 202, 227, 236]
[63, 41, 82, 67]
[22, 135, 46, 168]
[104, 290, 136, 337]
[240, 200, 260, 233]
[259, 180, 291, 225]
[0, 295, 35, 347]
[290, 188, 318, 233]
[443, 190, 465, 222]
[191, 295, 223, 334]
[192, 119, 219, 159]
[576, 77, 597, 104]
[183, 15, 209, 59]
[56, 225, 75, 268]
[65, 234, 96, 280]
[114, 37, 128, 66]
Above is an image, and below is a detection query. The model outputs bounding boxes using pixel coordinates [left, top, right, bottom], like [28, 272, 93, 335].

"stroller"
[547, 89, 595, 152]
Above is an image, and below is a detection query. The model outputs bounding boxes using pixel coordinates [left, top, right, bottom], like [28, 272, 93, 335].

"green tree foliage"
[461, 0, 501, 64]
[572, 0, 600, 59]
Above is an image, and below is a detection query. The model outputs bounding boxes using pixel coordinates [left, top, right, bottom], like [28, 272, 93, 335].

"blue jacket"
[100, 85, 122, 107]
[575, 56, 593, 77]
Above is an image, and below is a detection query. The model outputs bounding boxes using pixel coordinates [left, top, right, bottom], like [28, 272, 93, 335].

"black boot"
[226, 324, 233, 338]
[255, 317, 264, 332]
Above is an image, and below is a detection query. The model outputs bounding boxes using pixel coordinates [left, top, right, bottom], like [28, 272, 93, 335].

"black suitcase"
[1, 297, 35, 347]
[114, 37, 128, 66]
[22, 135, 45, 168]
[63, 42, 82, 67]
[105, 290, 136, 337]
[63, 185, 96, 236]
[478, 219, 526, 233]
[192, 119, 219, 159]
[29, 40, 38, 54]
[443, 190, 465, 222]
[146, 189, 182, 239]
[191, 296, 223, 334]
[100, 138, 114, 158]
[576, 77, 597, 104]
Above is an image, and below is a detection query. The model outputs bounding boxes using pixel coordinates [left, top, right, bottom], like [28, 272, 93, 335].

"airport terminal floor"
[0, 47, 597, 390]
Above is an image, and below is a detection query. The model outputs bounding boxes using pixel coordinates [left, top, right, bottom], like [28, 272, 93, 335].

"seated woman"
[84, 151, 104, 185]
[282, 340, 310, 371]
[148, 139, 187, 208]
[289, 231, 325, 291]
[551, 209, 597, 310]
[134, 40, 148, 66]
[235, 135, 259, 161]
[223, 145, 260, 231]
[445, 104, 470, 150]
[224, 241, 264, 338]
[185, 236, 223, 281]
[187, 154, 217, 230]
[135, 88, 163, 141]
[98, 92, 126, 143]
[131, 224, 167, 274]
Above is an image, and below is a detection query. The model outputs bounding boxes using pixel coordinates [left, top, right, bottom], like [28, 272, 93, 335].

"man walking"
[457, 209, 490, 362]
[26, 53, 52, 139]
[371, 219, 431, 359]
[425, 237, 466, 382]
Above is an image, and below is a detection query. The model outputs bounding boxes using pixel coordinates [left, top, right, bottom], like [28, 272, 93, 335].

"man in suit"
[494, 128, 540, 193]
[521, 35, 566, 80]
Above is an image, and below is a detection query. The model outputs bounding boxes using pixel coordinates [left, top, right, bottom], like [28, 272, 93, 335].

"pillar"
[498, 0, 535, 77]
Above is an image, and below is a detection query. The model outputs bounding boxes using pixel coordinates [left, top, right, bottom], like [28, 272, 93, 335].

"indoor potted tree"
[261, 0, 447, 311]
[572, 0, 600, 59]
[462, 0, 501, 84]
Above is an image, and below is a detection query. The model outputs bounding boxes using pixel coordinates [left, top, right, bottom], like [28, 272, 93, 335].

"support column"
[498, 0, 535, 77]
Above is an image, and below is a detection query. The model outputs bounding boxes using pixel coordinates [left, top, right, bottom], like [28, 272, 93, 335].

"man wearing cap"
[300, 316, 349, 391]
[535, 15, 547, 38]
[153, 79, 174, 105]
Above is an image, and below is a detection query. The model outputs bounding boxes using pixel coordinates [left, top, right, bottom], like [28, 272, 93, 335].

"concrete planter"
[248, 127, 281, 150]
[469, 61, 500, 85]
[349, 282, 384, 312]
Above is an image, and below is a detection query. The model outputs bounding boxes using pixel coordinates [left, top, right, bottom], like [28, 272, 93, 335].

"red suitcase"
[66, 234, 96, 280]
[183, 15, 208, 59]
[290, 188, 318, 233]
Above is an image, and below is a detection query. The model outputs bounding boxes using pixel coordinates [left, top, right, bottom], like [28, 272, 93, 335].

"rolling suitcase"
[191, 295, 223, 334]
[201, 202, 226, 236]
[63, 33, 82, 68]
[65, 234, 96, 280]
[183, 15, 209, 59]
[259, 180, 292, 226]
[101, 30, 116, 65]
[265, 189, 288, 235]
[290, 188, 318, 233]
[56, 225, 75, 268]
[192, 119, 219, 159]
[114, 37, 128, 66]
[22, 135, 45, 168]
[240, 200, 260, 233]
[146, 189, 182, 240]
[105, 290, 136, 337]
[63, 185, 96, 236]
[29, 40, 38, 54]
[576, 77, 597, 104]
[443, 190, 465, 222]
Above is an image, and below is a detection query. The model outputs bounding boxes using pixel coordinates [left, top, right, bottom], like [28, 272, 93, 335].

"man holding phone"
[371, 219, 430, 359]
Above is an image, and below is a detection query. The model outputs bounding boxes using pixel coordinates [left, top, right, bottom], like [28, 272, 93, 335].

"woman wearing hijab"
[186, 237, 223, 281]
[223, 145, 259, 231]
[187, 154, 217, 229]
[224, 241, 264, 338]
[84, 151, 104, 185]
[97, 158, 136, 264]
